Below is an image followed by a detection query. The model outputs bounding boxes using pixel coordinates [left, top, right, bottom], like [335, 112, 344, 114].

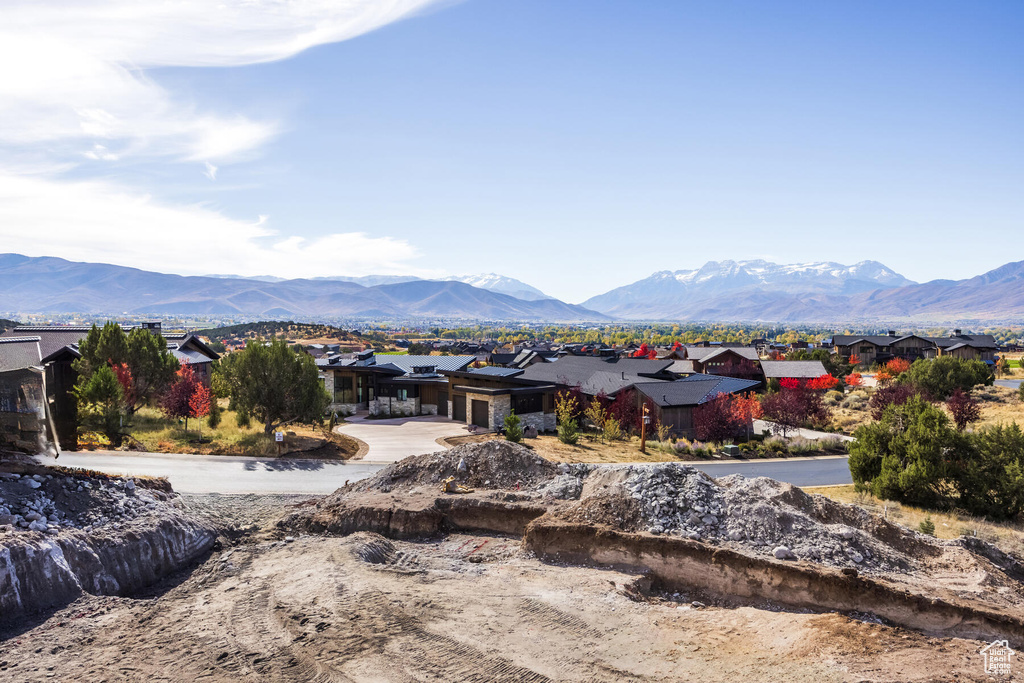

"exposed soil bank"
[284, 441, 1024, 648]
[0, 464, 217, 622]
[523, 519, 1024, 647]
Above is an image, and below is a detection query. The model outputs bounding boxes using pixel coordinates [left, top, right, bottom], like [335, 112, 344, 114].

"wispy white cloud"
[1, 1, 448, 164]
[0, 0, 455, 277]
[0, 174, 430, 278]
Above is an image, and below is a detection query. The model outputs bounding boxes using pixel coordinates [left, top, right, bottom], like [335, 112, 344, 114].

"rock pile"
[351, 440, 562, 494]
[0, 471, 173, 538]
[622, 463, 909, 571]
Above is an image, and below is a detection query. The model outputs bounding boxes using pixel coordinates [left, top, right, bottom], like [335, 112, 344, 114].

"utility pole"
[640, 404, 650, 454]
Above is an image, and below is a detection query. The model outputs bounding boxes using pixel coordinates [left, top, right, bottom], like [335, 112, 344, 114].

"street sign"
[275, 431, 284, 442]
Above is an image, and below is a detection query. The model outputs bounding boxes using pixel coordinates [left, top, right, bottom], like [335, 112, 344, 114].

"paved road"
[337, 414, 471, 462]
[691, 456, 851, 487]
[35, 449, 852, 494]
[35, 451, 387, 495]
[996, 379, 1022, 390]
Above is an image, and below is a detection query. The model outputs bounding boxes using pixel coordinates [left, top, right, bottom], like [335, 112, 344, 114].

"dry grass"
[972, 384, 1024, 429]
[445, 432, 686, 463]
[807, 484, 1024, 556]
[112, 404, 360, 458]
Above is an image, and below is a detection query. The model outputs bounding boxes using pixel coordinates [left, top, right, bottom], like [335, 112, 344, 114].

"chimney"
[888, 330, 896, 337]
[953, 329, 962, 338]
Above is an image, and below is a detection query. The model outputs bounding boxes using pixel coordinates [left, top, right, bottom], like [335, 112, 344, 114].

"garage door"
[452, 394, 466, 421]
[471, 399, 489, 429]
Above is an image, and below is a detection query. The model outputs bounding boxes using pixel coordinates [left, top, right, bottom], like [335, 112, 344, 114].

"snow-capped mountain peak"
[582, 259, 916, 318]
[438, 273, 553, 301]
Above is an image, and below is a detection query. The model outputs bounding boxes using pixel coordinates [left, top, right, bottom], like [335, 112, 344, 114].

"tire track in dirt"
[516, 598, 604, 639]
[221, 581, 351, 682]
[336, 589, 551, 682]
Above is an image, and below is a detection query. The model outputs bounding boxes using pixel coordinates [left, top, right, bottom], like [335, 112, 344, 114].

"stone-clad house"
[440, 356, 679, 433]
[318, 350, 475, 417]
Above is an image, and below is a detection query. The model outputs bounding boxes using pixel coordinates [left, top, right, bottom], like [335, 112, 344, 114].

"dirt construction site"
[2, 442, 1024, 682]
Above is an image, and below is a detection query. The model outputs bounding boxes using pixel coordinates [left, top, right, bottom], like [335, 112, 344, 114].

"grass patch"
[89, 403, 360, 458]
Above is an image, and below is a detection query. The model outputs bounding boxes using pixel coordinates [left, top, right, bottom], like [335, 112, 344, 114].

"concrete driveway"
[753, 419, 854, 442]
[336, 414, 472, 463]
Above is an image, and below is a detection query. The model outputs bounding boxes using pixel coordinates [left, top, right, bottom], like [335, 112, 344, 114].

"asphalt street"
[36, 450, 852, 494]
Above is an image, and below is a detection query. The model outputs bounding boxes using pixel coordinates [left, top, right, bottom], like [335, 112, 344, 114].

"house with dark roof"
[317, 350, 475, 417]
[832, 330, 998, 365]
[759, 360, 829, 382]
[0, 323, 218, 450]
[633, 374, 761, 439]
[440, 356, 679, 433]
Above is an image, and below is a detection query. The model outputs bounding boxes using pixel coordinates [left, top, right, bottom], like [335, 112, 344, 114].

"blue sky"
[1, 0, 1022, 303]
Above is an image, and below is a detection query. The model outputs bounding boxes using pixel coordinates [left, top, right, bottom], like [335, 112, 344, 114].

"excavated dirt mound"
[283, 442, 1024, 645]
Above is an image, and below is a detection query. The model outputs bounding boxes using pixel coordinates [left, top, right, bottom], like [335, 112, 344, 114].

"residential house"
[441, 356, 677, 433]
[832, 330, 998, 365]
[759, 360, 829, 383]
[318, 350, 475, 417]
[0, 323, 218, 450]
[633, 374, 761, 439]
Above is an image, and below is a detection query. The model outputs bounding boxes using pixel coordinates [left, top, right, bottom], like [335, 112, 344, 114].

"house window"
[335, 375, 355, 404]
[859, 346, 873, 354]
[512, 393, 543, 414]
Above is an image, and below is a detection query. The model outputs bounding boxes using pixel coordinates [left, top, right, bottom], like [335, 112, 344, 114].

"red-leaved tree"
[886, 357, 912, 374]
[162, 363, 202, 436]
[761, 383, 831, 437]
[632, 343, 657, 359]
[869, 382, 929, 420]
[112, 363, 137, 412]
[693, 393, 741, 443]
[845, 372, 862, 387]
[946, 388, 981, 431]
[189, 382, 212, 440]
[729, 392, 763, 440]
[807, 374, 840, 391]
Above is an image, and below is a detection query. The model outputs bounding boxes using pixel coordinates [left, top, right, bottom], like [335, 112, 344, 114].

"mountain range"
[5, 254, 1024, 322]
[581, 259, 1024, 322]
[205, 272, 552, 300]
[0, 255, 602, 322]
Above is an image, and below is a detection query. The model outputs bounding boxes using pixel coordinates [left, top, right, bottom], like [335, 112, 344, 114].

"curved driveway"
[336, 415, 472, 462]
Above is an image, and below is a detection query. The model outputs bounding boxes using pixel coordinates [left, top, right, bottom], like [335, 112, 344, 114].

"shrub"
[235, 410, 251, 429]
[557, 419, 579, 446]
[849, 397, 1024, 520]
[583, 397, 607, 434]
[602, 416, 624, 442]
[504, 411, 524, 443]
[899, 356, 993, 400]
[207, 397, 222, 429]
[869, 382, 929, 420]
[946, 389, 981, 431]
[919, 516, 936, 536]
[1018, 382, 1024, 403]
